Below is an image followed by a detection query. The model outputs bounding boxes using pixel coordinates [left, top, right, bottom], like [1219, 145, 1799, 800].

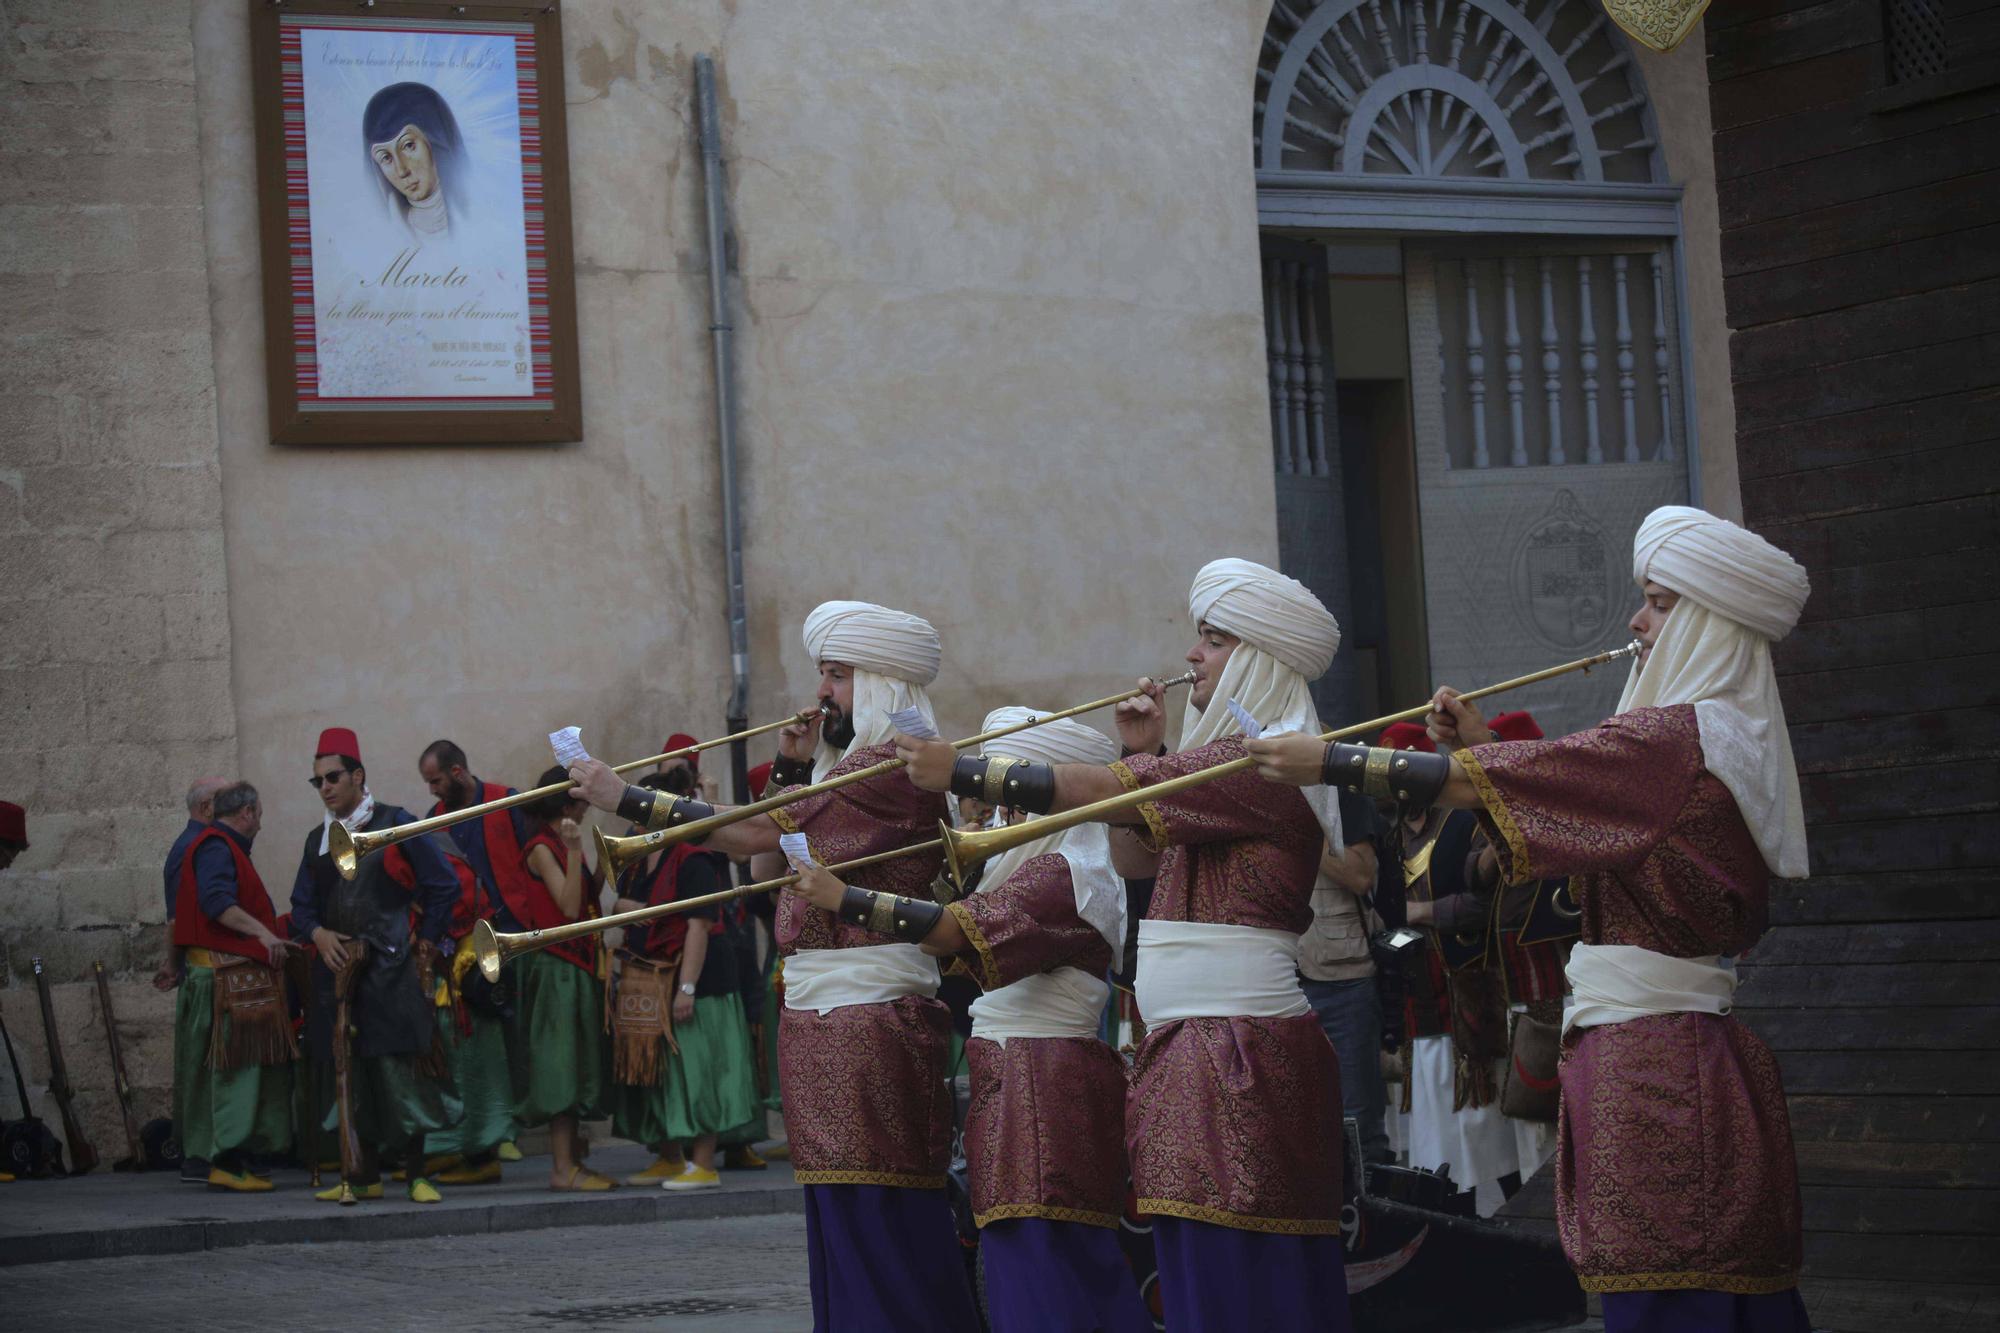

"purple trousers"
[802, 1184, 979, 1332]
[1152, 1215, 1353, 1332]
[1603, 1289, 1813, 1333]
[981, 1217, 1153, 1333]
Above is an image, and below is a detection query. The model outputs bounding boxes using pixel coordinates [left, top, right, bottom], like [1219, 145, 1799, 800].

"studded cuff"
[1321, 743, 1451, 806]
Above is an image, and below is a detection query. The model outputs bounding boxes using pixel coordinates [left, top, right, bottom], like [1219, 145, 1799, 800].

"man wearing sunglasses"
[289, 726, 465, 1204]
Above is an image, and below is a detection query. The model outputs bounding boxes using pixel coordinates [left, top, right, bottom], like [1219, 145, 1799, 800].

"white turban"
[1189, 558, 1342, 679]
[971, 707, 1123, 952]
[980, 708, 1117, 768]
[803, 600, 942, 685]
[1633, 506, 1810, 641]
[802, 600, 942, 781]
[1179, 559, 1342, 850]
[1619, 507, 1810, 879]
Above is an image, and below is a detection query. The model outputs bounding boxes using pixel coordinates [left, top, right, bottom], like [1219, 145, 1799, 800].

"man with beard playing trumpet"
[566, 601, 978, 1332]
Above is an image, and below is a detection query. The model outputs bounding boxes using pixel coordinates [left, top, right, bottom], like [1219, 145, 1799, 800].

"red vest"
[520, 828, 599, 972]
[620, 842, 701, 960]
[172, 826, 281, 962]
[430, 783, 546, 935]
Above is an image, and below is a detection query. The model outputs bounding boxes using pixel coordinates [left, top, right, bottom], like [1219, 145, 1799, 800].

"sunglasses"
[306, 772, 352, 789]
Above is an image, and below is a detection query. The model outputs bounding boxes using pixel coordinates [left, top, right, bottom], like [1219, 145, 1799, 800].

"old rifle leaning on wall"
[92, 961, 145, 1171]
[31, 956, 99, 1174]
[0, 1006, 66, 1177]
[328, 944, 369, 1204]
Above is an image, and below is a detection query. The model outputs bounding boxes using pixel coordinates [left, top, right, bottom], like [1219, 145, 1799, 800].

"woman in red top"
[513, 766, 615, 1191]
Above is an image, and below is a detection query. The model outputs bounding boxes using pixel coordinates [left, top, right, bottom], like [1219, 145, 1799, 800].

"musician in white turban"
[568, 599, 978, 1330]
[794, 709, 1148, 1333]
[1247, 506, 1814, 1333]
[896, 558, 1356, 1333]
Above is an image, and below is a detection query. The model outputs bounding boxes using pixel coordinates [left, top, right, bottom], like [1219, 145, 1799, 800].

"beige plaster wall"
[193, 0, 1272, 855]
[1634, 23, 1742, 522]
[0, 0, 237, 1146]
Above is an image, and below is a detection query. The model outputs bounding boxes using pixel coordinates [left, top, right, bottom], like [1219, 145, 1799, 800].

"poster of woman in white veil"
[254, 5, 578, 442]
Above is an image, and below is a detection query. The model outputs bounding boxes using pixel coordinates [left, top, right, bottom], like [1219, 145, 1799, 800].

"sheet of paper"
[888, 706, 939, 740]
[779, 832, 813, 866]
[549, 726, 591, 767]
[1225, 698, 1264, 739]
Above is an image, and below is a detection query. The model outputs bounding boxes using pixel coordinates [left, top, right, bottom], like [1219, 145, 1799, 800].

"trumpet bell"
[595, 824, 656, 883]
[471, 918, 504, 984]
[329, 822, 367, 880]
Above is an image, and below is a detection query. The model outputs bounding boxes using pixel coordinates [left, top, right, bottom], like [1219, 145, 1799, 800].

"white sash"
[1134, 920, 1311, 1023]
[782, 944, 940, 1016]
[1563, 942, 1737, 1039]
[968, 966, 1108, 1048]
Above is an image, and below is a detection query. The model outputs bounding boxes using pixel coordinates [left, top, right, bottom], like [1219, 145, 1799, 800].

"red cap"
[0, 800, 26, 848]
[1378, 721, 1435, 752]
[747, 761, 773, 801]
[316, 727, 362, 764]
[1489, 711, 1544, 743]
[662, 734, 701, 773]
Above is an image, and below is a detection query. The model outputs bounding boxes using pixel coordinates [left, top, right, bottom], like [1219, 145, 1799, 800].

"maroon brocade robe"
[771, 743, 954, 1188]
[947, 852, 1127, 1228]
[1113, 737, 1344, 1234]
[1459, 703, 1805, 1295]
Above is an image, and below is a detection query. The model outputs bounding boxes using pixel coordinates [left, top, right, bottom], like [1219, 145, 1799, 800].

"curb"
[3, 1182, 805, 1267]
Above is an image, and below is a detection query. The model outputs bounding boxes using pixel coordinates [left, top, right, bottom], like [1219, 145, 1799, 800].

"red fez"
[316, 727, 362, 764]
[1489, 711, 1544, 743]
[662, 733, 701, 773]
[1378, 721, 1435, 752]
[0, 800, 26, 847]
[747, 761, 773, 801]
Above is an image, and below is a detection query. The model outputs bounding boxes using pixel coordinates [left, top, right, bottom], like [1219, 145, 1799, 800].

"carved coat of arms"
[1512, 490, 1615, 651]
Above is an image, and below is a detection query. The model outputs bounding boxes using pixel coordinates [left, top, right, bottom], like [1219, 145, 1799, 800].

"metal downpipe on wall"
[695, 53, 753, 807]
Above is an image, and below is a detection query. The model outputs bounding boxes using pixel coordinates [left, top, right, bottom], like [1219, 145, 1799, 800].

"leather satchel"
[210, 953, 299, 1071]
[1500, 1003, 1563, 1122]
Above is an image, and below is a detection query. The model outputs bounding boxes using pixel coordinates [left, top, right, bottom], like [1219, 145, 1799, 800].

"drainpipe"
[695, 53, 751, 806]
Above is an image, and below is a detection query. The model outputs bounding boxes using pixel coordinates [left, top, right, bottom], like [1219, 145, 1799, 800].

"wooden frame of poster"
[250, 1, 580, 444]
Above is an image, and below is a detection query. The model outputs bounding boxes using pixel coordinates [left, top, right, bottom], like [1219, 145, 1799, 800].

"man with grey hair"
[159, 776, 230, 991]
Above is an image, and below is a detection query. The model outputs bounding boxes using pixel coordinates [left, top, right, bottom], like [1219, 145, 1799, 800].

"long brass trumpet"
[593, 671, 1198, 880]
[470, 837, 946, 982]
[328, 705, 831, 880]
[937, 641, 1643, 888]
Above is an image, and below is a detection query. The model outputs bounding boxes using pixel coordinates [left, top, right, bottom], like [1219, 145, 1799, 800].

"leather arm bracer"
[1320, 743, 1452, 807]
[947, 755, 1057, 814]
[616, 786, 717, 833]
[836, 885, 945, 944]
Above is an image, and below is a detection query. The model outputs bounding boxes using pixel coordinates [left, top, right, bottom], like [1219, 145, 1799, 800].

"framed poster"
[251, 2, 580, 444]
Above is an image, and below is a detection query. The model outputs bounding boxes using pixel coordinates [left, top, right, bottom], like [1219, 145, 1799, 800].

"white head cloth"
[977, 708, 1124, 952]
[803, 600, 942, 782]
[1617, 506, 1811, 878]
[1181, 559, 1343, 849]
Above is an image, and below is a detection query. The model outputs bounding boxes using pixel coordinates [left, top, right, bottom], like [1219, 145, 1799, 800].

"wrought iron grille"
[1885, 0, 1949, 82]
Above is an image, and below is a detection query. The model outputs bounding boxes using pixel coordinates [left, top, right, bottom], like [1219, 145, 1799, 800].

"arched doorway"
[1254, 0, 1696, 738]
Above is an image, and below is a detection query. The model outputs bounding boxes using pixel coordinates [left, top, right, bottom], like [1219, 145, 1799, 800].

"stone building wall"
[0, 0, 238, 1146]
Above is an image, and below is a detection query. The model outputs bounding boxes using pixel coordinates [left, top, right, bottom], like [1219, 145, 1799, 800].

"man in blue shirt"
[159, 776, 230, 989]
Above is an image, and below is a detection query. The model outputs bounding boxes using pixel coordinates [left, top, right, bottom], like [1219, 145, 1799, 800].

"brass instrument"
[328, 705, 831, 880]
[938, 641, 1643, 888]
[596, 670, 1199, 876]
[471, 837, 946, 982]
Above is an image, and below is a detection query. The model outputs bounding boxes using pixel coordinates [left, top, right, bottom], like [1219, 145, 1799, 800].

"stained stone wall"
[3, 0, 1278, 1157]
[0, 0, 236, 1147]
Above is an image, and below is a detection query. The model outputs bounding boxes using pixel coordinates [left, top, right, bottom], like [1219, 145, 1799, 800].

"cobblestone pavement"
[2, 1211, 816, 1332]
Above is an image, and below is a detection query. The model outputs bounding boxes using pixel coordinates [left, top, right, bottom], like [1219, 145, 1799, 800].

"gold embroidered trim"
[768, 807, 801, 836]
[1457, 746, 1533, 885]
[1579, 1270, 1800, 1296]
[947, 901, 1001, 991]
[1135, 1197, 1343, 1236]
[1108, 760, 1167, 851]
[794, 1168, 945, 1189]
[975, 1202, 1120, 1230]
